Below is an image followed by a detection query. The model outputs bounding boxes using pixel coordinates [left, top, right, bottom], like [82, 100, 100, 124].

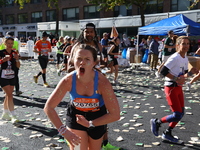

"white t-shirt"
[164, 52, 188, 86]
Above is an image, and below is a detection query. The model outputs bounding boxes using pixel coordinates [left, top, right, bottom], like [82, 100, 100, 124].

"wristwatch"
[173, 76, 178, 81]
[88, 120, 95, 129]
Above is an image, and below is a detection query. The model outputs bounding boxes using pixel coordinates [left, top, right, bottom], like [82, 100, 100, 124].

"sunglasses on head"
[5, 36, 14, 39]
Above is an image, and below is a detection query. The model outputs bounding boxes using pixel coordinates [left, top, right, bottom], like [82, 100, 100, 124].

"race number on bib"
[41, 49, 48, 56]
[1, 69, 15, 79]
[73, 98, 100, 112]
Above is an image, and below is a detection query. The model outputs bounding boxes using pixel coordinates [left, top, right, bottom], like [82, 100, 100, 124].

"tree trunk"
[140, 7, 145, 26]
[55, 8, 59, 37]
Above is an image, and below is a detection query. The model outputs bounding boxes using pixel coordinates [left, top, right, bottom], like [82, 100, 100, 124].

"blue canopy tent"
[138, 14, 200, 36]
[136, 14, 200, 57]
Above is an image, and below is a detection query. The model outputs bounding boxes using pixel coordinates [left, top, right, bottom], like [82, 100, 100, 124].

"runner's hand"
[76, 114, 89, 127]
[63, 129, 81, 148]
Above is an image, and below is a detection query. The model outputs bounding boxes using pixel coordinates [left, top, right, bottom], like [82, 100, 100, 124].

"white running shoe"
[155, 71, 161, 78]
[11, 115, 19, 124]
[1, 113, 11, 121]
[186, 82, 191, 91]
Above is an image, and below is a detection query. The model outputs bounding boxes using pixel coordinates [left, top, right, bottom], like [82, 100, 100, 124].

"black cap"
[6, 31, 14, 36]
[42, 31, 49, 37]
[84, 23, 95, 30]
[168, 30, 174, 34]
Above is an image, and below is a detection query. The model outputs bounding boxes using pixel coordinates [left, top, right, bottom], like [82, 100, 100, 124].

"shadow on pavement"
[14, 121, 59, 137]
[13, 96, 69, 109]
[162, 140, 200, 150]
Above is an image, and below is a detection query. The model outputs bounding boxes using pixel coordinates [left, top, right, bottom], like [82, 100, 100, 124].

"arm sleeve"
[160, 66, 170, 76]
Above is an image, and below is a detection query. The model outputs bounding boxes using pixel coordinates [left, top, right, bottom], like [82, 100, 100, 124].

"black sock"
[103, 139, 108, 146]
[37, 72, 42, 77]
[157, 119, 162, 124]
[166, 127, 173, 134]
[42, 73, 46, 83]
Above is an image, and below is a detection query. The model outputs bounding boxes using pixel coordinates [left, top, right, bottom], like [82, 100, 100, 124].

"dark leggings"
[56, 53, 63, 64]
[15, 68, 19, 92]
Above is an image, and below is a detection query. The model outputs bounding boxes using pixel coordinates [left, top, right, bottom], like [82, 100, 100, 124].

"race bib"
[72, 98, 100, 112]
[1, 69, 15, 79]
[168, 48, 172, 52]
[41, 49, 48, 56]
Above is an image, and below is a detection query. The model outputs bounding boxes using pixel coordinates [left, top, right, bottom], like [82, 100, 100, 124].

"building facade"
[0, 0, 200, 40]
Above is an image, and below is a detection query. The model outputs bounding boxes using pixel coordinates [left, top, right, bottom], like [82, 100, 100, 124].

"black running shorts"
[66, 103, 107, 140]
[0, 78, 15, 87]
[38, 56, 48, 69]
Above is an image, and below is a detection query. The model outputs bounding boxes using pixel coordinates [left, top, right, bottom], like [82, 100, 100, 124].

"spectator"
[149, 37, 160, 71]
[121, 34, 131, 48]
[101, 32, 109, 67]
[147, 36, 153, 64]
[26, 36, 34, 59]
[155, 30, 176, 78]
[34, 36, 41, 43]
[139, 38, 147, 58]
[49, 32, 55, 46]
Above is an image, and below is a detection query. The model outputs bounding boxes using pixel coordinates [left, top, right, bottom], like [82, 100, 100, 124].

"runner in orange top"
[33, 31, 52, 87]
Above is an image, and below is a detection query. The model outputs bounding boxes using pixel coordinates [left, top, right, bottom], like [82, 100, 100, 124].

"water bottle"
[74, 144, 80, 150]
[101, 68, 108, 74]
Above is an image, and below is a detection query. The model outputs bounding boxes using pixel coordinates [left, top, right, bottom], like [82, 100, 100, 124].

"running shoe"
[150, 118, 161, 136]
[102, 142, 120, 150]
[1, 113, 11, 121]
[162, 131, 184, 144]
[65, 139, 70, 146]
[33, 76, 38, 83]
[155, 71, 161, 78]
[57, 70, 62, 76]
[15, 91, 23, 96]
[11, 115, 19, 124]
[186, 82, 191, 91]
[44, 82, 50, 88]
[113, 80, 119, 84]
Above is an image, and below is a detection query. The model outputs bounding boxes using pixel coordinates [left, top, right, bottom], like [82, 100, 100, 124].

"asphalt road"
[0, 60, 200, 150]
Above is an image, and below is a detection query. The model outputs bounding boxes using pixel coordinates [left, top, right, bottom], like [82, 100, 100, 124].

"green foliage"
[15, 0, 30, 9]
[14, 0, 59, 9]
[0, 0, 11, 7]
[87, 0, 151, 10]
[188, 0, 200, 10]
[87, 0, 152, 26]
[47, 0, 59, 9]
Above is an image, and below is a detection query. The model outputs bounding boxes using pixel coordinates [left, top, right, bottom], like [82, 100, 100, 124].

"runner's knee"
[172, 111, 184, 122]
